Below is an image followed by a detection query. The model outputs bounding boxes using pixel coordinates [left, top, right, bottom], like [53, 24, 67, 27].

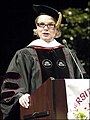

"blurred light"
[68, 11, 72, 15]
[70, 36, 74, 40]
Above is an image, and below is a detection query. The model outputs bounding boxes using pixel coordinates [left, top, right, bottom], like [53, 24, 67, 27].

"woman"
[0, 4, 87, 120]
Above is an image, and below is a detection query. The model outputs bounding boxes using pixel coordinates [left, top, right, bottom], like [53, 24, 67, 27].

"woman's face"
[36, 15, 57, 42]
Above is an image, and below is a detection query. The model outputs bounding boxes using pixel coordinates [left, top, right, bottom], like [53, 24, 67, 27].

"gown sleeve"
[0, 48, 33, 119]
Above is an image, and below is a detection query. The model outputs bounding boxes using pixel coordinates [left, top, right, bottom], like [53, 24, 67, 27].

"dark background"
[0, 0, 88, 80]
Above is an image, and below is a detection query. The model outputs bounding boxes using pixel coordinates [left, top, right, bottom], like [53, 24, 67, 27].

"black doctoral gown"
[0, 45, 87, 120]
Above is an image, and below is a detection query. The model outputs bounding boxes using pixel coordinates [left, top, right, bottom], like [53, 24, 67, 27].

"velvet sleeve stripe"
[1, 91, 15, 100]
[0, 97, 15, 105]
[3, 72, 21, 80]
[4, 82, 19, 89]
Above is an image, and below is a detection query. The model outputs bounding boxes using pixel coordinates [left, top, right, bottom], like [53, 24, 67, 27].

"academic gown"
[0, 39, 87, 120]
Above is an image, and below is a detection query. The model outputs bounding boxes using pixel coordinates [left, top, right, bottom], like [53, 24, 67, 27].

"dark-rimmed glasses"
[37, 22, 55, 29]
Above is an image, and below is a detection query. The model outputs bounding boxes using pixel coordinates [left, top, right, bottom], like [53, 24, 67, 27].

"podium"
[20, 79, 68, 119]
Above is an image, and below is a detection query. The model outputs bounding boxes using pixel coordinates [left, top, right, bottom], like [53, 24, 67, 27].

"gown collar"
[27, 39, 62, 47]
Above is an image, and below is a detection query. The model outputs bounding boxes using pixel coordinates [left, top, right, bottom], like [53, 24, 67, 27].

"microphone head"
[62, 39, 67, 45]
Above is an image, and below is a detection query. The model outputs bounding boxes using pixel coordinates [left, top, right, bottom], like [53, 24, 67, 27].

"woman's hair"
[33, 15, 61, 38]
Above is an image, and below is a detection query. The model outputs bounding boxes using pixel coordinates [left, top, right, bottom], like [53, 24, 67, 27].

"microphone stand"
[62, 39, 84, 79]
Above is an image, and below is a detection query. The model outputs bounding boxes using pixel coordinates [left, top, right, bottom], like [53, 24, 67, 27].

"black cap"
[33, 4, 61, 21]
[33, 4, 62, 28]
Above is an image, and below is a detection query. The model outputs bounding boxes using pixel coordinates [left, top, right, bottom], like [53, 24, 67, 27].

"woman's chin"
[41, 36, 51, 41]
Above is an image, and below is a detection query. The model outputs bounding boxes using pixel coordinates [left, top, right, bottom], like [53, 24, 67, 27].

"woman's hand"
[19, 93, 31, 108]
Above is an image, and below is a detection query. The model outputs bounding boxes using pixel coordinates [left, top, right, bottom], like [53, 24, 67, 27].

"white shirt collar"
[27, 39, 62, 47]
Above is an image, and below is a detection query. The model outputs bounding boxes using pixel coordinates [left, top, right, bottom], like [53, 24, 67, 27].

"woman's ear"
[33, 29, 38, 36]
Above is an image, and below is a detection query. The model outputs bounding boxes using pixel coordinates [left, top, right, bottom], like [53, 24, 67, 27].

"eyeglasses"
[37, 22, 56, 29]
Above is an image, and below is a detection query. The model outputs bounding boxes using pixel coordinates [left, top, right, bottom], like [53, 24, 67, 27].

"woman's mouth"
[42, 33, 49, 37]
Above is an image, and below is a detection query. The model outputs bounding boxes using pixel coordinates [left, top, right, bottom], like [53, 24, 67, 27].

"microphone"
[24, 111, 50, 120]
[62, 39, 84, 79]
